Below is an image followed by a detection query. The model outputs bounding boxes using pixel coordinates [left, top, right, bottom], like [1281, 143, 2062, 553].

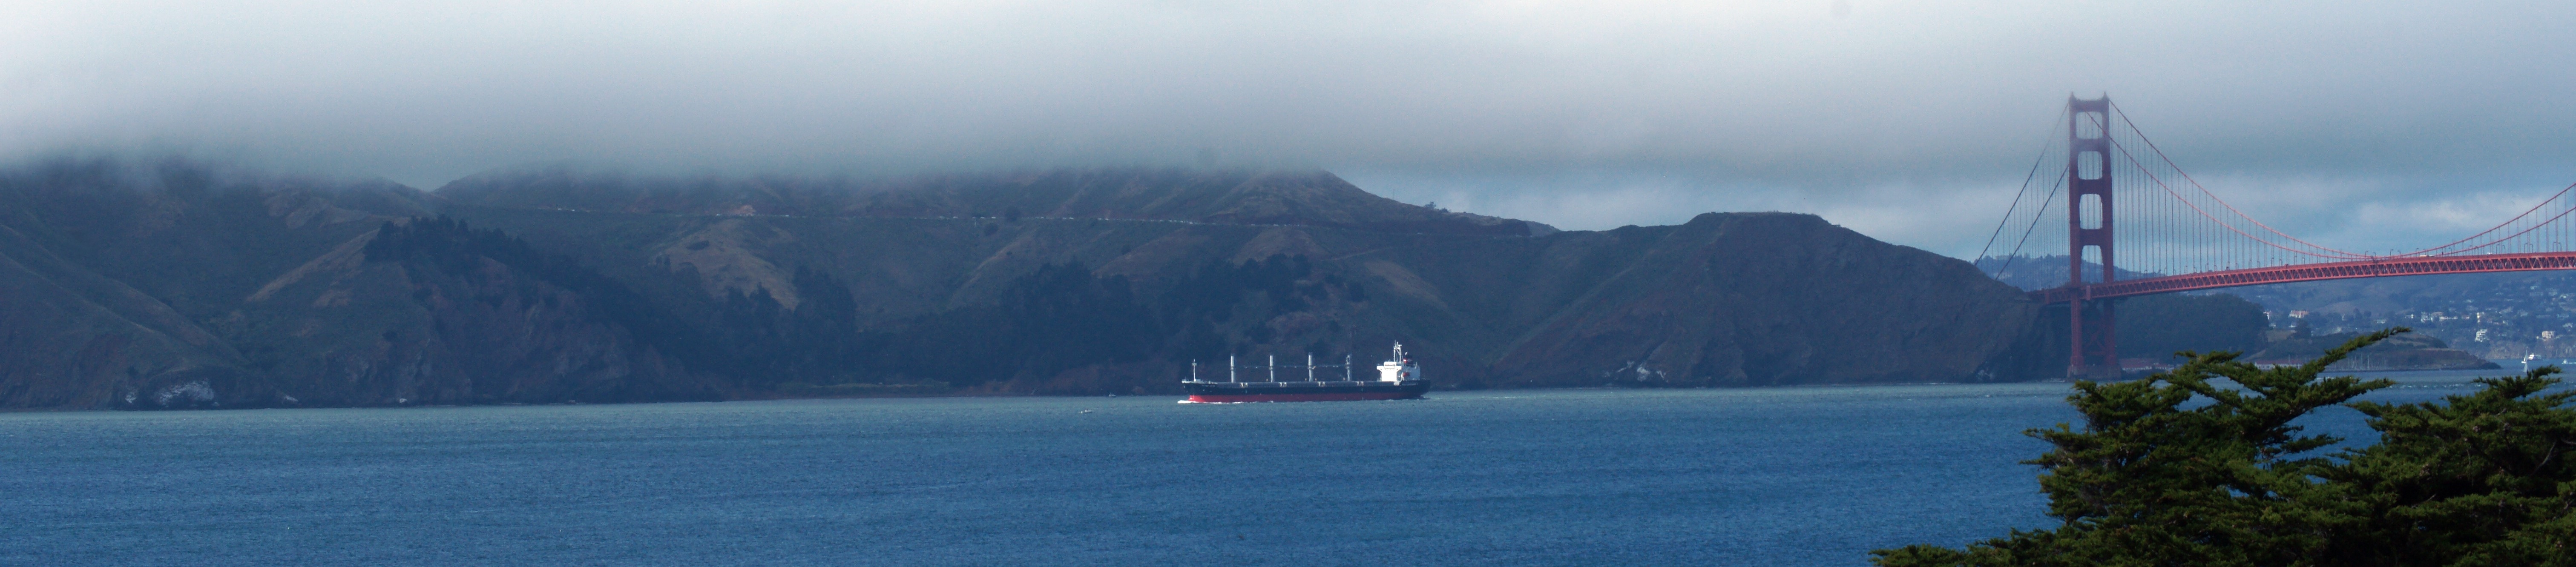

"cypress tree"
[1875, 327, 2576, 566]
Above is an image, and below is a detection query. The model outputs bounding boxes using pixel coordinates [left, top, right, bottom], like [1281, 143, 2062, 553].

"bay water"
[0, 373, 2514, 566]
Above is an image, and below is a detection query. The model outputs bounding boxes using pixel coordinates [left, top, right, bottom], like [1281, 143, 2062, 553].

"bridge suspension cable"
[1981, 100, 2576, 284]
[1991, 95, 2576, 379]
[1973, 106, 2069, 281]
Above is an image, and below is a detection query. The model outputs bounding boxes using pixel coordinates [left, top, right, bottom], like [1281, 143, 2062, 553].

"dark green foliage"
[1173, 318, 1228, 362]
[364, 216, 722, 375]
[1874, 328, 2576, 566]
[793, 266, 860, 344]
[873, 262, 1161, 386]
[2117, 292, 2270, 360]
[1143, 254, 1338, 360]
[1158, 254, 1316, 329]
[693, 266, 869, 387]
[2323, 373, 2576, 565]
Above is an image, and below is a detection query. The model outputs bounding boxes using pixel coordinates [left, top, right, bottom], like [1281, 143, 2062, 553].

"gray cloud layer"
[7, 1, 2573, 257]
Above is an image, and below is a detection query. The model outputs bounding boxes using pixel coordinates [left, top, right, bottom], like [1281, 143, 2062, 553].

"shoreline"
[17, 365, 2544, 413]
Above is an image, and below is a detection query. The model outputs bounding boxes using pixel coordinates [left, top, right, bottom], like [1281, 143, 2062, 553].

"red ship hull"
[1180, 381, 1429, 403]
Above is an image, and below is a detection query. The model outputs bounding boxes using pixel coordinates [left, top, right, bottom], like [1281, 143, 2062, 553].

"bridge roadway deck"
[2031, 252, 2576, 304]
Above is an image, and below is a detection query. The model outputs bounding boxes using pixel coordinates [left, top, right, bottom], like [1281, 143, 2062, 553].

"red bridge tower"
[2066, 96, 2119, 379]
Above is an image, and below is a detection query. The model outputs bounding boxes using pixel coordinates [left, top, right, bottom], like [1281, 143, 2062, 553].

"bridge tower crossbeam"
[1999, 95, 2576, 379]
[2065, 96, 2120, 379]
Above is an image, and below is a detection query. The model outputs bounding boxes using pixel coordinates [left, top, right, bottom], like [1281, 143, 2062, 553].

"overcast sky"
[8, 1, 2575, 258]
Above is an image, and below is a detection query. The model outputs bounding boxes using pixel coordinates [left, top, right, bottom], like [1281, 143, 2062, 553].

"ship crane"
[1180, 342, 1428, 403]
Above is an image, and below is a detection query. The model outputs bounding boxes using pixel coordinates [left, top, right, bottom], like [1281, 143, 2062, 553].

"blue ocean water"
[0, 375, 2512, 566]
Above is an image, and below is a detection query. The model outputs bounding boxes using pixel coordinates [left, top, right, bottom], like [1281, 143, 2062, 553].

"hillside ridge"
[0, 158, 2051, 409]
[435, 165, 1557, 237]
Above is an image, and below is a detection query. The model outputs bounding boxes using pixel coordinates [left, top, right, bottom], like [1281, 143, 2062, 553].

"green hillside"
[1, 158, 2061, 409]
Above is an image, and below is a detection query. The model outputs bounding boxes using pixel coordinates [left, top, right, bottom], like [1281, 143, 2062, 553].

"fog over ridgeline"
[7, 2, 2576, 255]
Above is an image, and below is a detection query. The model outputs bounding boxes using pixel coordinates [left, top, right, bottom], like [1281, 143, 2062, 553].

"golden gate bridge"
[1979, 96, 2576, 378]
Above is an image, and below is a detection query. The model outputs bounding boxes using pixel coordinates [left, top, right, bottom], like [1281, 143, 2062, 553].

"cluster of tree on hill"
[1874, 328, 2576, 566]
[699, 265, 870, 386]
[866, 263, 1159, 386]
[363, 215, 726, 369]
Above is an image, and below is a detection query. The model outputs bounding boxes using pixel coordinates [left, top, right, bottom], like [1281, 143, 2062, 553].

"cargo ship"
[1180, 343, 1429, 403]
